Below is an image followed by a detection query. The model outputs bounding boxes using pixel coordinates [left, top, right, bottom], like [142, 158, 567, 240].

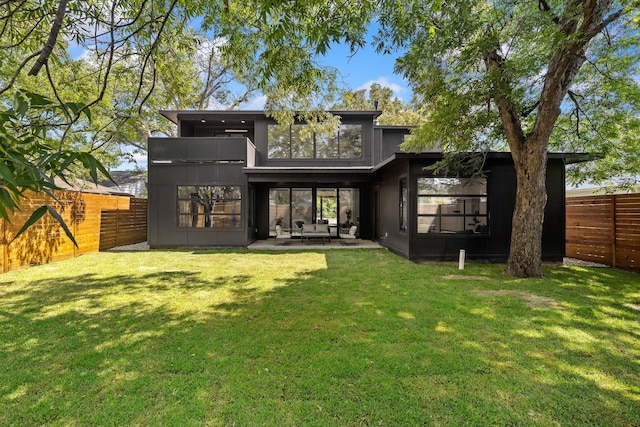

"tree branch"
[538, 0, 560, 24]
[0, 14, 46, 49]
[567, 90, 583, 137]
[520, 100, 540, 118]
[0, 50, 42, 95]
[132, 0, 179, 109]
[28, 0, 68, 76]
[483, 45, 526, 148]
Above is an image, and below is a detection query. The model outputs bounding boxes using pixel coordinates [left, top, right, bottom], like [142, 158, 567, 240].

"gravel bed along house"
[563, 257, 609, 268]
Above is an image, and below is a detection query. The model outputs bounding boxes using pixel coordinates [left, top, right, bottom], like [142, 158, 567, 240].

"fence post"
[115, 197, 120, 248]
[611, 195, 617, 268]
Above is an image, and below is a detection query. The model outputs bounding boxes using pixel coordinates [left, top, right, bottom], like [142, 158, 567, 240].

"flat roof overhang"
[159, 110, 384, 124]
[243, 166, 375, 183]
[372, 151, 597, 172]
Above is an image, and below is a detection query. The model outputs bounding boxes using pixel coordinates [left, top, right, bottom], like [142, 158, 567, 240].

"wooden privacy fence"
[566, 194, 640, 272]
[0, 190, 147, 273]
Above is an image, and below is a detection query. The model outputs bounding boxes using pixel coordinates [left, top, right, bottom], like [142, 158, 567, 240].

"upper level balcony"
[148, 137, 256, 167]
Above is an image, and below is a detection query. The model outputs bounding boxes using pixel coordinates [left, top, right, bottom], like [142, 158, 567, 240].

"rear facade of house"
[148, 110, 572, 262]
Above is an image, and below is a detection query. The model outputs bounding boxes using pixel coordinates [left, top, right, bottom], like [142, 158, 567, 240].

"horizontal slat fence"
[0, 190, 147, 273]
[566, 194, 640, 272]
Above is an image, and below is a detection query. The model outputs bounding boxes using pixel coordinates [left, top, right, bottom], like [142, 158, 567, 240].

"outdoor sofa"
[302, 223, 331, 243]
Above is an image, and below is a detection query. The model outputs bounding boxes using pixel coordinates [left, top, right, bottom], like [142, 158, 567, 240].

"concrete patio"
[247, 239, 382, 250]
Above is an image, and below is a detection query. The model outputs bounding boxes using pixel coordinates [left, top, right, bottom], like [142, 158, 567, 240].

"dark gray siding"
[377, 161, 410, 258]
[400, 157, 567, 262]
[147, 137, 251, 248]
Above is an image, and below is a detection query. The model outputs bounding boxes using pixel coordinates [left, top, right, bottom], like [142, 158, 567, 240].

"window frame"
[416, 177, 489, 235]
[267, 123, 363, 160]
[176, 184, 242, 229]
[399, 177, 408, 232]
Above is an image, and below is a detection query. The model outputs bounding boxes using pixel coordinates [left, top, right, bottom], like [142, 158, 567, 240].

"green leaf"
[78, 152, 99, 182]
[11, 205, 78, 247]
[45, 206, 78, 247]
[11, 206, 48, 241]
[0, 188, 18, 221]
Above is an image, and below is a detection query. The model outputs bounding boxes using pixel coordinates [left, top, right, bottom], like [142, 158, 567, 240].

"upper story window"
[417, 178, 489, 234]
[268, 123, 362, 159]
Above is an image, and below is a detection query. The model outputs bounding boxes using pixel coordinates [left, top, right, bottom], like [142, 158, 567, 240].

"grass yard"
[0, 249, 639, 426]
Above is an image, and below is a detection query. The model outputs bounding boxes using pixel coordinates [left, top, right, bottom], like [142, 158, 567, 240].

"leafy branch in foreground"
[0, 90, 111, 245]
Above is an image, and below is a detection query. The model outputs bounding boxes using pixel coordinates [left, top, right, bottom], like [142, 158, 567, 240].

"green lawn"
[1, 249, 639, 426]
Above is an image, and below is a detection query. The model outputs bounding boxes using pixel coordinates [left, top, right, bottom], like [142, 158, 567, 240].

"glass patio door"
[269, 187, 359, 237]
[316, 188, 337, 224]
[269, 188, 312, 236]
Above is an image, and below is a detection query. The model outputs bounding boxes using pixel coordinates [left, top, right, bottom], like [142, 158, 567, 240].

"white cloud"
[356, 77, 408, 100]
[240, 95, 267, 110]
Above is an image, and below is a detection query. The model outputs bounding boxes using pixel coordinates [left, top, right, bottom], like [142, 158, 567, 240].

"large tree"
[220, 0, 640, 277]
[375, 0, 640, 277]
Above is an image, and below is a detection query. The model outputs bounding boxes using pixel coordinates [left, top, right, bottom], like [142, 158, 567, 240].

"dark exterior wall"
[377, 161, 410, 258]
[541, 159, 566, 260]
[376, 127, 411, 164]
[147, 137, 251, 248]
[400, 157, 567, 262]
[150, 111, 569, 260]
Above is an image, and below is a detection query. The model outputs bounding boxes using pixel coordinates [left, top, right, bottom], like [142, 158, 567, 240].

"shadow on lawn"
[0, 251, 638, 426]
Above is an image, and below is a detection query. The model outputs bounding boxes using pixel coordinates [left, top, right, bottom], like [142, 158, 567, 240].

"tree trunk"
[506, 137, 549, 278]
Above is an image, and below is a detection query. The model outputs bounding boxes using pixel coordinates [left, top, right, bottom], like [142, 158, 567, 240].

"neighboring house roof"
[53, 177, 131, 196]
[99, 171, 147, 198]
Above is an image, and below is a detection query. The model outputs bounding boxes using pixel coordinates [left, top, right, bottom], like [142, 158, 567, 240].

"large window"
[177, 185, 241, 228]
[417, 178, 488, 234]
[267, 123, 362, 159]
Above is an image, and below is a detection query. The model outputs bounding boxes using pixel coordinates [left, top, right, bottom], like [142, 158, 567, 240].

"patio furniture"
[339, 225, 358, 244]
[302, 223, 331, 243]
[274, 225, 292, 245]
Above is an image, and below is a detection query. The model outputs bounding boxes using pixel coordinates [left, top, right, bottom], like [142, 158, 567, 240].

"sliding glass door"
[269, 187, 359, 237]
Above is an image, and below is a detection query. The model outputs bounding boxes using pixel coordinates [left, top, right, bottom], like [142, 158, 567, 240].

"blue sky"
[241, 30, 411, 109]
[317, 39, 410, 100]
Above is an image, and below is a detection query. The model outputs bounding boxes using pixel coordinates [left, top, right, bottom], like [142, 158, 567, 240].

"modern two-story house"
[147, 110, 584, 261]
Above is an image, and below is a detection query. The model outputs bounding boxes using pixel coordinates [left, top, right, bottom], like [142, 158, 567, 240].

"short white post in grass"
[458, 249, 465, 270]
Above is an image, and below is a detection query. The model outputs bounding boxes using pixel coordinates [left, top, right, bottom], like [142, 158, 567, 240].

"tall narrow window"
[267, 124, 290, 158]
[400, 178, 408, 232]
[416, 178, 488, 234]
[177, 185, 241, 229]
[291, 189, 313, 227]
[269, 188, 291, 234]
[315, 130, 339, 158]
[339, 124, 362, 158]
[339, 188, 359, 227]
[291, 124, 314, 159]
